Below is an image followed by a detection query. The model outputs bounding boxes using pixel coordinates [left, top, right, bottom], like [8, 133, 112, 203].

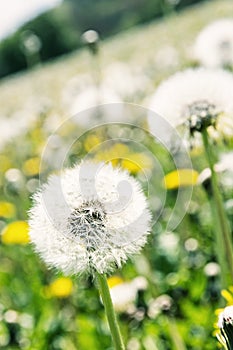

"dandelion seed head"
[218, 306, 233, 328]
[148, 68, 233, 146]
[194, 19, 233, 68]
[183, 100, 219, 133]
[29, 161, 151, 275]
[67, 200, 107, 250]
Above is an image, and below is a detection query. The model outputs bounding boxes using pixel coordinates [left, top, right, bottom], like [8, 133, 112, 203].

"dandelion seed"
[29, 161, 151, 275]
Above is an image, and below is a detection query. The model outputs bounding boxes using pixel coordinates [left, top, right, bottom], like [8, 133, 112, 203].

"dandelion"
[81, 30, 100, 55]
[148, 68, 233, 286]
[217, 306, 233, 350]
[29, 161, 151, 275]
[1, 221, 30, 245]
[204, 262, 220, 277]
[194, 19, 233, 68]
[44, 277, 73, 298]
[164, 169, 199, 190]
[148, 68, 233, 146]
[29, 160, 151, 350]
[0, 202, 16, 219]
[23, 157, 40, 177]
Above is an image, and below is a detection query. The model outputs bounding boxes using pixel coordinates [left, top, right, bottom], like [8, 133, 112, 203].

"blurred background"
[1, 0, 233, 349]
[0, 0, 204, 78]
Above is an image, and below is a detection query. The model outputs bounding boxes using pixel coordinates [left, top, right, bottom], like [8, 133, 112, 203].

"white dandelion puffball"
[29, 161, 151, 275]
[218, 306, 233, 328]
[194, 19, 233, 68]
[148, 68, 233, 145]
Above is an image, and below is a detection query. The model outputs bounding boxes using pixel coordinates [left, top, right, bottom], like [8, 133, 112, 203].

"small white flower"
[194, 19, 233, 68]
[148, 68, 233, 146]
[29, 161, 151, 275]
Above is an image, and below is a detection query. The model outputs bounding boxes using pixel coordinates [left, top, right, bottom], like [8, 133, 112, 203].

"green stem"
[165, 316, 187, 350]
[209, 198, 228, 287]
[202, 129, 233, 284]
[96, 272, 125, 350]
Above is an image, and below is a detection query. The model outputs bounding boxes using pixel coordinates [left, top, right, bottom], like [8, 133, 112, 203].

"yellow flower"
[84, 135, 102, 152]
[1, 221, 30, 244]
[121, 153, 153, 174]
[23, 157, 40, 176]
[121, 159, 141, 174]
[0, 155, 12, 173]
[110, 144, 129, 157]
[107, 276, 124, 289]
[95, 143, 129, 164]
[45, 277, 73, 298]
[0, 202, 16, 219]
[164, 169, 199, 189]
[221, 288, 233, 305]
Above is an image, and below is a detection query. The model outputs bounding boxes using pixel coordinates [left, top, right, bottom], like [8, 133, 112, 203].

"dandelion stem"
[96, 272, 125, 350]
[202, 129, 233, 284]
[165, 316, 187, 350]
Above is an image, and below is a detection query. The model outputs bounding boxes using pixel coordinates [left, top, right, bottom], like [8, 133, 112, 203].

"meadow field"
[1, 0, 233, 349]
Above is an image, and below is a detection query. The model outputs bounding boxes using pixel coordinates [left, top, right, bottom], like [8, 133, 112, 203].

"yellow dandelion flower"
[95, 143, 129, 163]
[110, 158, 120, 167]
[122, 153, 153, 174]
[121, 159, 141, 174]
[221, 289, 233, 305]
[107, 276, 124, 289]
[23, 157, 40, 177]
[0, 202, 16, 219]
[164, 169, 199, 189]
[45, 277, 73, 298]
[0, 155, 12, 173]
[1, 221, 30, 244]
[84, 135, 102, 152]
